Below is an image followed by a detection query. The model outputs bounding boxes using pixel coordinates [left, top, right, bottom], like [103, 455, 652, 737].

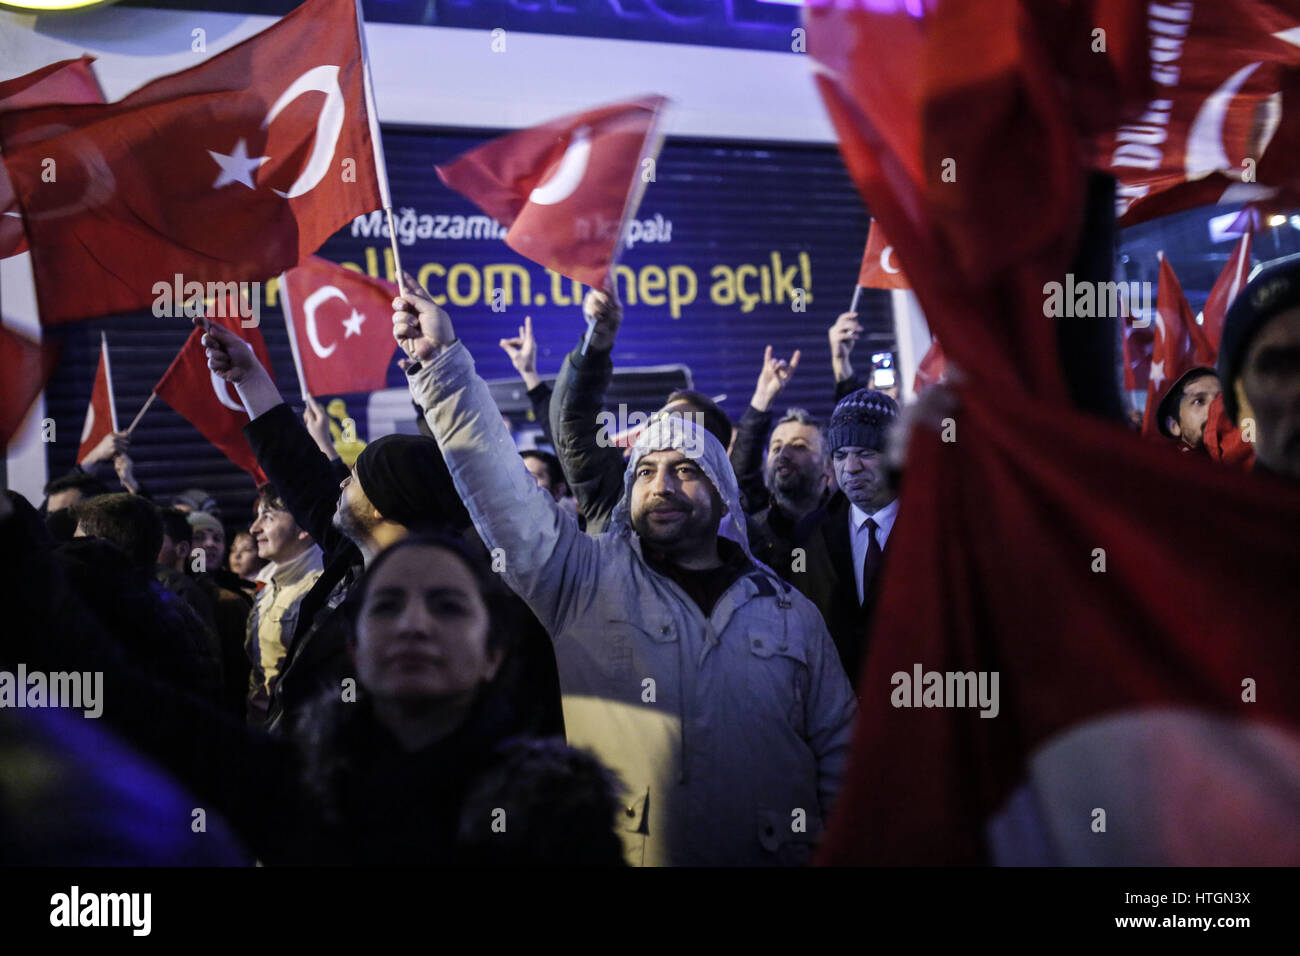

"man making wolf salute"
[392, 274, 856, 866]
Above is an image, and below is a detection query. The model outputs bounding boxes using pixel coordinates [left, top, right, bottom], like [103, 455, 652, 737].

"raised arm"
[548, 290, 628, 534]
[200, 319, 349, 557]
[731, 344, 801, 514]
[393, 275, 597, 633]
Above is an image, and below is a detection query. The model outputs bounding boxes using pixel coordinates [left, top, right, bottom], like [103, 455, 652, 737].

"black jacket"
[243, 403, 564, 740]
[549, 340, 627, 535]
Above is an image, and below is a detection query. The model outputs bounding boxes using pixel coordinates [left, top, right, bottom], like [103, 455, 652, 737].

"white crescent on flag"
[529, 126, 591, 206]
[303, 284, 348, 358]
[880, 245, 900, 274]
[210, 370, 244, 413]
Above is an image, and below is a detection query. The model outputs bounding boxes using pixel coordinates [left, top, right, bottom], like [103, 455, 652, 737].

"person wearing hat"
[392, 275, 856, 867]
[793, 387, 902, 687]
[1217, 253, 1300, 482]
[194, 318, 564, 742]
[1155, 368, 1222, 452]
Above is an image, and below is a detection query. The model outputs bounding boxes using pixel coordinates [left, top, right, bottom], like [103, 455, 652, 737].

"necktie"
[861, 517, 881, 606]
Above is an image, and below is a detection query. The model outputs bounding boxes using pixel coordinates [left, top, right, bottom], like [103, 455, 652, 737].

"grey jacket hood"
[607, 413, 751, 558]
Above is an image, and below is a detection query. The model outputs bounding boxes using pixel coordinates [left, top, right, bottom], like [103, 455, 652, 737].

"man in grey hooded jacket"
[392, 275, 857, 866]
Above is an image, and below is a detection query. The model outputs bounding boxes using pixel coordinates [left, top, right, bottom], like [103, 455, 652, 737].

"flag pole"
[354, 0, 406, 296]
[277, 273, 311, 402]
[101, 331, 120, 433]
[849, 285, 862, 314]
[125, 393, 156, 436]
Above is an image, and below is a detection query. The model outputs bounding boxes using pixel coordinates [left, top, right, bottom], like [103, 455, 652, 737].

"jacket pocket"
[757, 806, 819, 866]
[748, 636, 809, 737]
[618, 785, 651, 867]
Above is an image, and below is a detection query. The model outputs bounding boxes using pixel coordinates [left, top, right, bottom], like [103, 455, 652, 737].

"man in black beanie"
[796, 387, 901, 687]
[193, 319, 563, 739]
[1217, 253, 1300, 482]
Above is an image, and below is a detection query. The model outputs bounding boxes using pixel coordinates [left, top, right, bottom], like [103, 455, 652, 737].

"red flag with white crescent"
[282, 256, 398, 396]
[436, 96, 668, 289]
[0, 56, 104, 259]
[0, 0, 383, 325]
[76, 332, 119, 464]
[1095, 2, 1300, 226]
[857, 219, 909, 290]
[155, 296, 273, 484]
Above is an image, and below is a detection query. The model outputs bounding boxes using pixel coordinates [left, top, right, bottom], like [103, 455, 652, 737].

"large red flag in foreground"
[808, 1, 1300, 864]
[0, 57, 104, 259]
[155, 301, 272, 484]
[0, 325, 58, 448]
[857, 219, 909, 290]
[911, 337, 945, 394]
[0, 0, 383, 325]
[1141, 255, 1216, 438]
[76, 333, 119, 464]
[436, 96, 667, 289]
[281, 256, 397, 396]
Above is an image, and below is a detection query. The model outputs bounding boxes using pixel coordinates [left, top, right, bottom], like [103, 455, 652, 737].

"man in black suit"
[799, 388, 900, 689]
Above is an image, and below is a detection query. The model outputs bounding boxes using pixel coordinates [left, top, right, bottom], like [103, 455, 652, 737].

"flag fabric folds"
[0, 325, 57, 448]
[155, 300, 273, 484]
[1141, 255, 1215, 438]
[76, 333, 119, 464]
[0, 56, 104, 259]
[436, 96, 667, 289]
[281, 256, 398, 397]
[807, 0, 1300, 865]
[0, 0, 383, 325]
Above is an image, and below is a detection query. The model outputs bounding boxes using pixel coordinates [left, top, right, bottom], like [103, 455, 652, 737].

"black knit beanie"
[826, 388, 900, 453]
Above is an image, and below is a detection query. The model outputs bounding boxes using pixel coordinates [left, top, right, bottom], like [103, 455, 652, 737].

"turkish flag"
[1142, 255, 1216, 438]
[282, 256, 397, 396]
[857, 219, 909, 290]
[436, 96, 667, 289]
[0, 324, 58, 448]
[1201, 232, 1255, 352]
[1121, 314, 1156, 393]
[1094, 1, 1300, 226]
[911, 337, 946, 394]
[0, 56, 104, 259]
[0, 0, 382, 325]
[155, 298, 273, 484]
[808, 2, 1300, 865]
[75, 333, 119, 464]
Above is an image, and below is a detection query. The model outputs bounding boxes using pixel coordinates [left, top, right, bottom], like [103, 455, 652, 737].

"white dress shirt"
[850, 497, 900, 604]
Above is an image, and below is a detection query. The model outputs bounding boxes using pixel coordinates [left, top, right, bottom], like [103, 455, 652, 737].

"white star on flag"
[1149, 359, 1166, 392]
[341, 308, 365, 338]
[208, 138, 270, 190]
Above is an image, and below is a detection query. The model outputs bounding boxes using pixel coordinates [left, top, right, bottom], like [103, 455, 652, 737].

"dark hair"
[255, 483, 289, 514]
[72, 493, 163, 569]
[663, 389, 733, 447]
[43, 471, 110, 504]
[1158, 368, 1218, 436]
[519, 450, 565, 489]
[158, 507, 192, 546]
[342, 533, 517, 657]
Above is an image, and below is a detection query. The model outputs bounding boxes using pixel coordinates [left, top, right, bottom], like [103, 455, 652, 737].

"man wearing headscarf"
[392, 275, 857, 867]
[196, 320, 564, 740]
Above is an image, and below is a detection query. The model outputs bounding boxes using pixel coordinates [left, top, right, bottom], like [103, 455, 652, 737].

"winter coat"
[409, 342, 858, 866]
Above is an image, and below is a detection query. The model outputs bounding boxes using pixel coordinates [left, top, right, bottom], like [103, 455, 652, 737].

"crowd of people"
[3, 247, 1297, 866]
